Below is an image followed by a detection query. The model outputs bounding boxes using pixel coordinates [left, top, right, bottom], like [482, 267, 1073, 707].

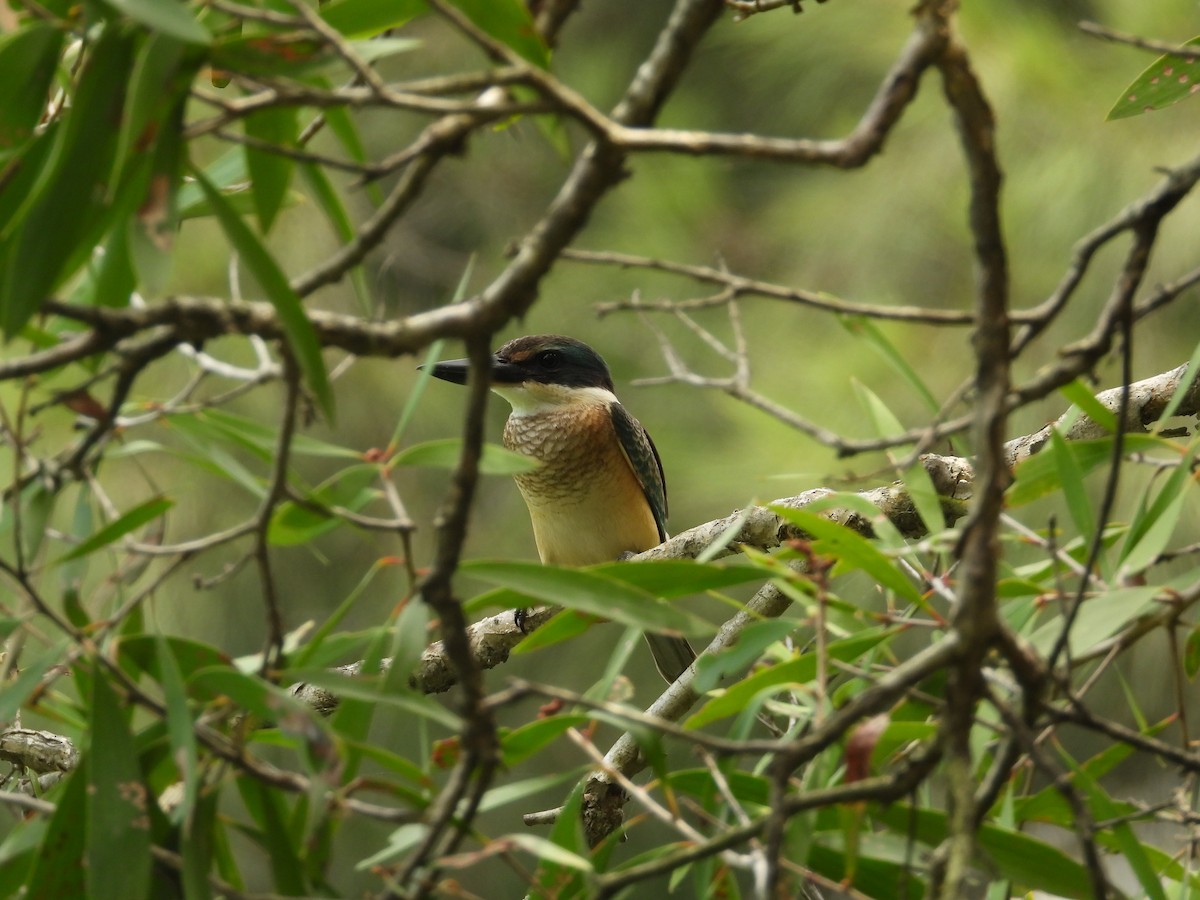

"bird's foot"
[513, 607, 530, 633]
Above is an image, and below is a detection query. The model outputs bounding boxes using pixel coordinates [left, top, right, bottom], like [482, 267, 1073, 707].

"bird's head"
[428, 335, 617, 414]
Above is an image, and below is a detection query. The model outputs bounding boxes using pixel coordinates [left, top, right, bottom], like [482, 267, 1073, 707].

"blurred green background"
[144, 0, 1199, 659]
[32, 1, 1198, 891]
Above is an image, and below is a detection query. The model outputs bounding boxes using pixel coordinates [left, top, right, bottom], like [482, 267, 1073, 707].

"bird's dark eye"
[537, 350, 563, 370]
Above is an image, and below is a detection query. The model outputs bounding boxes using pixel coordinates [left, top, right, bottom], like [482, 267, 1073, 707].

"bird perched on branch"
[429, 334, 696, 682]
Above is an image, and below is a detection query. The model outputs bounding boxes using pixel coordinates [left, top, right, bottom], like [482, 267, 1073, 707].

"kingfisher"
[429, 334, 696, 682]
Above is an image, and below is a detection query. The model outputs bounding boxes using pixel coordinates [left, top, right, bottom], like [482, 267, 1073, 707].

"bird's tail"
[644, 633, 697, 683]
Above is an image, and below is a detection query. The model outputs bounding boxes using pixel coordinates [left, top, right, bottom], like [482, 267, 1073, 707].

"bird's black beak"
[423, 355, 525, 386]
[425, 357, 471, 385]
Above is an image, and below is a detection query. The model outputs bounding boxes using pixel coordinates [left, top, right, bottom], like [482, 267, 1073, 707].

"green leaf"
[192, 169, 334, 419]
[1107, 37, 1200, 120]
[0, 23, 63, 158]
[357, 824, 430, 870]
[507, 607, 594, 656]
[693, 619, 798, 693]
[100, 0, 211, 44]
[1119, 485, 1190, 578]
[1007, 434, 1163, 506]
[687, 629, 894, 728]
[236, 777, 307, 894]
[1119, 440, 1198, 576]
[769, 506, 922, 604]
[0, 636, 71, 724]
[841, 316, 940, 414]
[0, 26, 136, 335]
[1057, 379, 1118, 434]
[534, 781, 588, 895]
[24, 767, 88, 898]
[587, 560, 768, 597]
[299, 162, 373, 312]
[210, 33, 326, 78]
[507, 833, 593, 872]
[56, 496, 173, 562]
[1028, 585, 1159, 658]
[182, 789, 218, 900]
[851, 379, 945, 534]
[244, 105, 297, 232]
[875, 804, 1092, 897]
[1155, 341, 1200, 427]
[477, 770, 585, 815]
[291, 560, 393, 670]
[450, 0, 550, 68]
[155, 633, 200, 825]
[194, 408, 359, 460]
[1068, 761, 1168, 900]
[79, 220, 137, 308]
[1184, 626, 1200, 680]
[268, 464, 380, 546]
[461, 560, 713, 637]
[668, 767, 770, 808]
[501, 715, 591, 766]
[392, 437, 540, 474]
[1048, 429, 1094, 541]
[87, 669, 152, 900]
[321, 0, 428, 38]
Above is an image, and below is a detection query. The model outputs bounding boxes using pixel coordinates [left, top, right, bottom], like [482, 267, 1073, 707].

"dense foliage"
[0, 1, 1198, 898]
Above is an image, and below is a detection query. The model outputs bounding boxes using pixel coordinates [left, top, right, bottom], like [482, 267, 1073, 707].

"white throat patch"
[493, 383, 618, 417]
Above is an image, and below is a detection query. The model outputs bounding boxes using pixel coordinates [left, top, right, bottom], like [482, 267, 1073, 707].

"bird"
[428, 334, 696, 682]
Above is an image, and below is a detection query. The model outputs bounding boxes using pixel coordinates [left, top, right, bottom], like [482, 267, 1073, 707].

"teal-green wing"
[610, 401, 668, 541]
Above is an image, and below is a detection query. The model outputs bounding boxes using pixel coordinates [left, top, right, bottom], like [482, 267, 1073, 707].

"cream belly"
[504, 402, 662, 565]
[517, 471, 661, 565]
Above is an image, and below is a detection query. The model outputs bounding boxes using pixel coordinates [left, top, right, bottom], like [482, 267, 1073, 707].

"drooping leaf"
[1007, 434, 1163, 506]
[462, 560, 713, 637]
[1057, 379, 1118, 434]
[507, 607, 595, 656]
[687, 629, 895, 728]
[23, 767, 88, 898]
[770, 506, 922, 604]
[449, 0, 550, 68]
[244, 105, 298, 233]
[1027, 585, 1159, 658]
[193, 169, 335, 419]
[268, 464, 381, 546]
[1119, 440, 1198, 577]
[1048, 429, 1095, 542]
[99, 0, 211, 44]
[154, 633, 200, 825]
[500, 715, 591, 767]
[56, 496, 173, 563]
[533, 781, 588, 895]
[875, 804, 1093, 897]
[1154, 340, 1200, 427]
[192, 408, 360, 461]
[182, 789, 219, 900]
[299, 162, 373, 312]
[588, 560, 768, 597]
[321, 0, 428, 38]
[0, 26, 137, 335]
[0, 23, 63, 158]
[0, 636, 71, 724]
[236, 777, 307, 894]
[1185, 626, 1200, 680]
[87, 669, 152, 900]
